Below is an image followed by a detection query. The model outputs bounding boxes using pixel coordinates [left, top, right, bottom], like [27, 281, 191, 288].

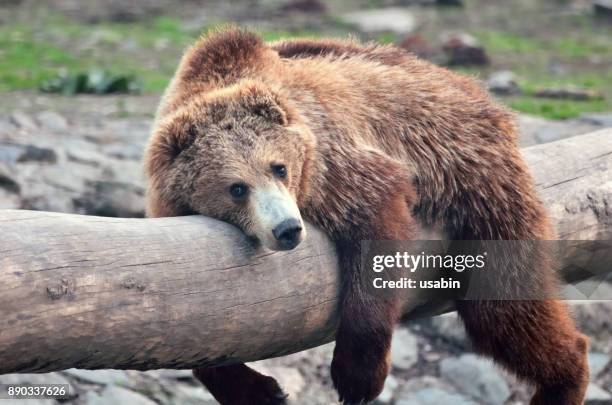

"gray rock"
[589, 352, 610, 377]
[63, 369, 129, 386]
[391, 327, 419, 370]
[441, 32, 489, 66]
[17, 145, 57, 163]
[73, 181, 145, 218]
[585, 383, 612, 405]
[2, 400, 58, 405]
[0, 116, 17, 134]
[144, 369, 195, 380]
[341, 8, 416, 34]
[571, 302, 612, 352]
[0, 372, 72, 386]
[36, 111, 68, 132]
[9, 111, 37, 130]
[250, 365, 305, 400]
[418, 312, 467, 347]
[398, 386, 477, 405]
[487, 71, 521, 96]
[66, 149, 104, 167]
[436, 0, 463, 5]
[374, 374, 398, 404]
[102, 142, 144, 160]
[171, 384, 218, 405]
[83, 385, 157, 405]
[0, 188, 21, 209]
[0, 162, 20, 194]
[517, 114, 601, 146]
[439, 354, 510, 405]
[580, 112, 612, 127]
[396, 376, 477, 405]
[594, 0, 612, 19]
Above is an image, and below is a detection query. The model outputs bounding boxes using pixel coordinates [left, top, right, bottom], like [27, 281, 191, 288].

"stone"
[36, 111, 68, 132]
[589, 352, 610, 377]
[534, 87, 604, 101]
[250, 365, 305, 399]
[84, 385, 157, 405]
[399, 34, 434, 59]
[436, 0, 463, 5]
[5, 400, 57, 405]
[487, 71, 521, 96]
[0, 162, 20, 194]
[73, 181, 145, 218]
[585, 383, 612, 404]
[0, 116, 17, 134]
[517, 114, 601, 146]
[66, 149, 104, 167]
[341, 8, 416, 34]
[391, 327, 419, 370]
[63, 369, 129, 386]
[0, 372, 73, 386]
[171, 384, 218, 405]
[580, 112, 612, 127]
[0, 188, 20, 209]
[280, 0, 327, 14]
[398, 386, 477, 405]
[144, 369, 195, 380]
[571, 302, 612, 351]
[9, 111, 37, 130]
[417, 312, 467, 347]
[439, 354, 510, 405]
[374, 374, 399, 404]
[594, 0, 612, 19]
[396, 376, 477, 405]
[442, 33, 489, 66]
[17, 145, 58, 163]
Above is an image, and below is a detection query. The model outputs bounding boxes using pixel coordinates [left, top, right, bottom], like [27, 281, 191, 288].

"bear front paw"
[331, 346, 390, 404]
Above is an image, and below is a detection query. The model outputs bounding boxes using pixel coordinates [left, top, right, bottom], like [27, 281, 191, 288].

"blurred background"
[0, 0, 610, 404]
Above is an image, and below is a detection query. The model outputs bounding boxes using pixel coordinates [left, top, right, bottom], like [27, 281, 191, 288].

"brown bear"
[144, 28, 589, 404]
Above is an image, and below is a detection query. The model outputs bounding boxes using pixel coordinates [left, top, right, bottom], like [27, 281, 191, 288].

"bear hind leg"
[456, 300, 589, 405]
[193, 363, 287, 405]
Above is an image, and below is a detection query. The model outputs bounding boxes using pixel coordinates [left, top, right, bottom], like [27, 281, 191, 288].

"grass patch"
[0, 12, 324, 93]
[475, 31, 541, 54]
[0, 27, 78, 91]
[507, 96, 607, 119]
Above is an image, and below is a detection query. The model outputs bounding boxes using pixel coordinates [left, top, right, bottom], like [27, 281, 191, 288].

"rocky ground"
[0, 93, 611, 405]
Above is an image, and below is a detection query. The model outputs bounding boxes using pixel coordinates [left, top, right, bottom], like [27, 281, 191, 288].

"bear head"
[145, 80, 315, 251]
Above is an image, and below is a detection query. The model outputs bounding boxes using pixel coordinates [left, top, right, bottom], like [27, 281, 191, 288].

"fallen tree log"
[0, 129, 611, 374]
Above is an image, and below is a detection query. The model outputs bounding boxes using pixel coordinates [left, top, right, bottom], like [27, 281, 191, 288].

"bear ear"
[157, 114, 198, 162]
[248, 99, 288, 126]
[240, 84, 290, 126]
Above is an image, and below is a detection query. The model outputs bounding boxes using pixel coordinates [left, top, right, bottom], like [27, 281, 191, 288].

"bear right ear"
[151, 113, 199, 169]
[248, 97, 288, 126]
[239, 83, 292, 126]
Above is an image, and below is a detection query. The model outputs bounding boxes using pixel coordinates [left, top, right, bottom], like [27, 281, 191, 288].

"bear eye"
[229, 183, 249, 200]
[271, 164, 287, 179]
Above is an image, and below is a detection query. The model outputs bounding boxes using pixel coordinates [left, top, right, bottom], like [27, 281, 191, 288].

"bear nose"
[272, 218, 303, 250]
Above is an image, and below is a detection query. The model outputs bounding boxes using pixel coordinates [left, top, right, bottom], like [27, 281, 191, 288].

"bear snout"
[272, 218, 303, 250]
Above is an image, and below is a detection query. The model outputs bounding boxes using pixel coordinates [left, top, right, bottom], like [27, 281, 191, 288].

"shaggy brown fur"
[144, 28, 589, 404]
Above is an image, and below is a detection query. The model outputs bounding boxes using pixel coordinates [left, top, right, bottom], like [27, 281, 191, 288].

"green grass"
[0, 13, 324, 94]
[1, 8, 611, 120]
[507, 97, 607, 120]
[0, 28, 78, 91]
[476, 31, 540, 54]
